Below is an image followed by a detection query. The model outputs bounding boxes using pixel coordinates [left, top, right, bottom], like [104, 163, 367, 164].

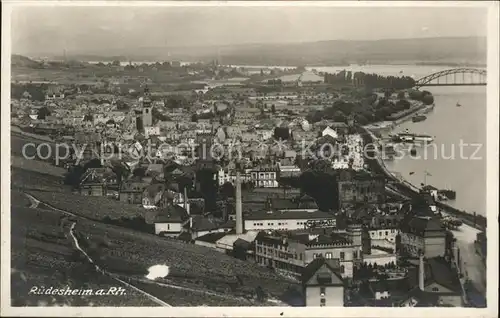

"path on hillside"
[68, 223, 172, 307]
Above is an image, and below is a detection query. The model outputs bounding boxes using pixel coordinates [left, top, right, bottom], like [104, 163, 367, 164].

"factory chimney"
[184, 187, 190, 215]
[418, 252, 425, 291]
[235, 165, 243, 234]
[184, 187, 192, 229]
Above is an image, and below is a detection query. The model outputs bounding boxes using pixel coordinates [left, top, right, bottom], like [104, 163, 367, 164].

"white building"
[244, 210, 335, 232]
[362, 248, 397, 267]
[322, 126, 338, 139]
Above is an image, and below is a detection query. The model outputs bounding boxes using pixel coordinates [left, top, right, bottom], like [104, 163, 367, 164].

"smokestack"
[184, 187, 189, 215]
[235, 168, 243, 234]
[418, 253, 425, 291]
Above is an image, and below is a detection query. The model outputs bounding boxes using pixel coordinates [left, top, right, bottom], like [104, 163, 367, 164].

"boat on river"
[412, 115, 427, 123]
[438, 189, 456, 200]
[389, 132, 434, 143]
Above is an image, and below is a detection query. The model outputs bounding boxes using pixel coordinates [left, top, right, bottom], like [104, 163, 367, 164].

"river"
[383, 85, 486, 217]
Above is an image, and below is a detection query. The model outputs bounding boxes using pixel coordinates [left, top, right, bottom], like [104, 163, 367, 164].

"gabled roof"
[269, 198, 297, 210]
[301, 257, 343, 286]
[190, 215, 220, 231]
[306, 232, 351, 247]
[142, 183, 166, 203]
[153, 205, 189, 223]
[425, 257, 462, 293]
[402, 216, 446, 237]
[196, 231, 228, 243]
[80, 168, 116, 185]
[398, 287, 440, 307]
[120, 180, 149, 192]
[245, 209, 334, 221]
[233, 238, 253, 250]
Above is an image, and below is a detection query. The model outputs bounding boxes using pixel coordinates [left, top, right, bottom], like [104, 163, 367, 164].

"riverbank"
[363, 102, 435, 135]
[361, 125, 486, 231]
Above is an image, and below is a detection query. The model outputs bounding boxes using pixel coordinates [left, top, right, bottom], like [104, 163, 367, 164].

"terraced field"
[11, 204, 159, 306]
[76, 218, 299, 304]
[26, 189, 149, 221]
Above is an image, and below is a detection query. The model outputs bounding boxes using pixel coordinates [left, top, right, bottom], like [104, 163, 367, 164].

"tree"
[37, 106, 51, 120]
[133, 167, 146, 178]
[271, 104, 276, 114]
[152, 107, 170, 122]
[396, 99, 411, 110]
[166, 95, 188, 109]
[421, 94, 434, 105]
[397, 91, 406, 99]
[255, 286, 267, 302]
[191, 114, 198, 122]
[333, 111, 346, 122]
[116, 100, 129, 110]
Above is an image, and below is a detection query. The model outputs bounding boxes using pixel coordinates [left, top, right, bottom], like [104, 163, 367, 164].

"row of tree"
[324, 71, 416, 89]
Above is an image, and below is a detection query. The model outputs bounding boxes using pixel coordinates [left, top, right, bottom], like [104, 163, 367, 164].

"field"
[11, 203, 159, 306]
[11, 155, 66, 178]
[26, 189, 149, 221]
[12, 66, 203, 85]
[75, 218, 299, 305]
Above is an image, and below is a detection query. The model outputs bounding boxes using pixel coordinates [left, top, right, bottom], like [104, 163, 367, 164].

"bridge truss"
[414, 68, 487, 88]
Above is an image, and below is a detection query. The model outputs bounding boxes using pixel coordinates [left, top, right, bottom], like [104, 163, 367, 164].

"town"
[10, 55, 487, 308]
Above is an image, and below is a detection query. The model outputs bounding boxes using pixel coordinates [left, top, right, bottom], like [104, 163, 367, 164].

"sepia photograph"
[1, 1, 498, 317]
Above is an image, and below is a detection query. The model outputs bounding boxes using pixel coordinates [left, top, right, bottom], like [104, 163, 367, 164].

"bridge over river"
[414, 68, 486, 88]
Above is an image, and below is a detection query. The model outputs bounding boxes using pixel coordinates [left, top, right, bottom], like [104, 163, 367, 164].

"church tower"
[142, 86, 153, 128]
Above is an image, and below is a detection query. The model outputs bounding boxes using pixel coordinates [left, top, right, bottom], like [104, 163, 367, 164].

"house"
[153, 205, 190, 237]
[142, 183, 169, 209]
[244, 209, 335, 232]
[367, 225, 400, 248]
[45, 86, 65, 100]
[144, 126, 160, 138]
[399, 216, 446, 258]
[302, 257, 345, 307]
[400, 255, 463, 307]
[190, 215, 232, 239]
[336, 170, 386, 211]
[233, 238, 255, 261]
[119, 179, 149, 204]
[362, 247, 397, 267]
[241, 132, 258, 142]
[277, 159, 301, 177]
[79, 168, 118, 197]
[358, 279, 413, 305]
[250, 166, 279, 188]
[254, 224, 362, 278]
[194, 231, 229, 250]
[322, 126, 338, 139]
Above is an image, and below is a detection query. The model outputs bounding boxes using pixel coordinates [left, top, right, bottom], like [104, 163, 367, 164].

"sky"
[11, 5, 488, 56]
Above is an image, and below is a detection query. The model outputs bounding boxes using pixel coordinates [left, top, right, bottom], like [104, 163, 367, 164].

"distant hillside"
[52, 36, 486, 66]
[11, 54, 43, 68]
